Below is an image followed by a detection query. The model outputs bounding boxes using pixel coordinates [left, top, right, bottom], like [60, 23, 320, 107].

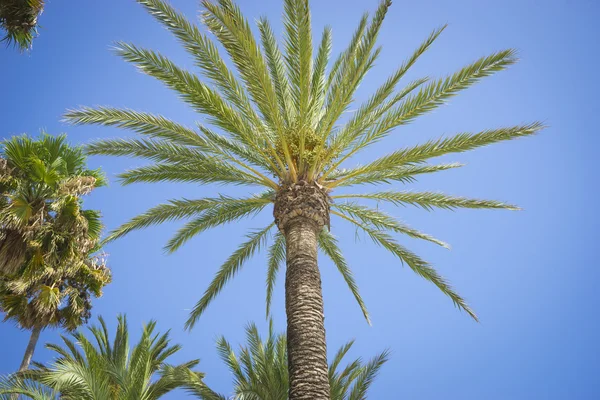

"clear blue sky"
[1, 0, 598, 398]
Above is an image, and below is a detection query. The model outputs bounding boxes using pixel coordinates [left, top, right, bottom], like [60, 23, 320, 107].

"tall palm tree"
[64, 0, 542, 397]
[0, 315, 218, 400]
[0, 134, 111, 372]
[208, 321, 388, 399]
[0, 0, 44, 50]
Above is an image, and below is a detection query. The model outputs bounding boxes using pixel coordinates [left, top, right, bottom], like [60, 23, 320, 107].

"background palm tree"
[0, 315, 218, 400]
[64, 0, 542, 397]
[0, 0, 44, 50]
[0, 134, 111, 372]
[208, 321, 388, 400]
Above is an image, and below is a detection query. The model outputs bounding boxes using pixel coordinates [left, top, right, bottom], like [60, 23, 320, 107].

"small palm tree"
[0, 0, 44, 50]
[210, 321, 388, 399]
[64, 0, 542, 397]
[0, 134, 111, 371]
[0, 315, 217, 400]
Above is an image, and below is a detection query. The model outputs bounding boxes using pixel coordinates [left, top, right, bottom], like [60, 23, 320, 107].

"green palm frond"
[329, 123, 542, 188]
[115, 42, 255, 141]
[265, 231, 286, 318]
[117, 160, 263, 187]
[334, 210, 477, 321]
[165, 193, 273, 253]
[258, 16, 295, 126]
[318, 230, 370, 324]
[0, 374, 57, 400]
[334, 191, 519, 211]
[186, 223, 275, 329]
[333, 202, 449, 248]
[136, 0, 261, 128]
[64, 107, 206, 147]
[324, 24, 446, 164]
[329, 162, 464, 187]
[202, 0, 283, 136]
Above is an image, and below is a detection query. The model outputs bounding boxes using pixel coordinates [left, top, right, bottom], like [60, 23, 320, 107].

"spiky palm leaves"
[0, 315, 217, 400]
[0, 0, 44, 49]
[66, 0, 541, 326]
[0, 134, 110, 369]
[210, 322, 388, 399]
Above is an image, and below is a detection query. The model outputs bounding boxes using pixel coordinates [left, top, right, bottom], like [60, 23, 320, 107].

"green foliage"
[0, 133, 110, 332]
[212, 322, 388, 399]
[65, 0, 542, 327]
[0, 315, 216, 399]
[0, 0, 44, 50]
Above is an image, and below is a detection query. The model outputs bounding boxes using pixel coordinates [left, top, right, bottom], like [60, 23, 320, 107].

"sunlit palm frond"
[186, 223, 274, 329]
[265, 231, 286, 318]
[333, 202, 450, 248]
[318, 230, 370, 324]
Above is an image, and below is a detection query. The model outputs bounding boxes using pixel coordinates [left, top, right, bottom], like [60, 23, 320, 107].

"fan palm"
[0, 134, 111, 371]
[0, 315, 218, 400]
[207, 321, 388, 400]
[64, 0, 542, 397]
[0, 0, 44, 50]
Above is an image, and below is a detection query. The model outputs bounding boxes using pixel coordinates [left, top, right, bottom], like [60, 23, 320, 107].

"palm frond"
[117, 160, 265, 187]
[165, 193, 273, 253]
[347, 350, 390, 400]
[104, 197, 229, 243]
[333, 202, 449, 248]
[64, 107, 205, 147]
[186, 224, 275, 329]
[113, 42, 256, 143]
[318, 0, 391, 140]
[265, 231, 286, 318]
[362, 49, 519, 145]
[333, 191, 519, 211]
[201, 0, 283, 135]
[258, 16, 294, 125]
[318, 230, 370, 324]
[135, 0, 261, 128]
[333, 210, 477, 321]
[329, 123, 543, 188]
[329, 162, 464, 187]
[324, 24, 446, 165]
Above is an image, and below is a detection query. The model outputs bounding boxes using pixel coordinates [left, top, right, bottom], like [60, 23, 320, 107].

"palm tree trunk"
[284, 219, 330, 400]
[18, 325, 41, 372]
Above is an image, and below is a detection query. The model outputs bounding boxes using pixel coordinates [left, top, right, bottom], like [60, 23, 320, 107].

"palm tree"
[0, 0, 44, 50]
[0, 315, 219, 400]
[64, 0, 542, 397]
[209, 321, 388, 399]
[0, 134, 111, 372]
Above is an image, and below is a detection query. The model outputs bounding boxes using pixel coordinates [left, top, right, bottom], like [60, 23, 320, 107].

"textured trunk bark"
[18, 325, 41, 372]
[284, 219, 330, 400]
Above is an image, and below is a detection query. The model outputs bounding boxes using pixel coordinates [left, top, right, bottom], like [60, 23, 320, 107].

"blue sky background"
[1, 0, 599, 398]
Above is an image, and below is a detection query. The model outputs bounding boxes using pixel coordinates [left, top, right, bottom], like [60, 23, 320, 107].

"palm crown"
[215, 321, 388, 399]
[0, 134, 110, 332]
[0, 315, 217, 400]
[0, 0, 45, 50]
[64, 0, 541, 329]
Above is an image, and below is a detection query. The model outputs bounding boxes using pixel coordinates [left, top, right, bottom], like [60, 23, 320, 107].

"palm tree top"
[212, 320, 388, 399]
[64, 0, 543, 328]
[0, 315, 217, 399]
[0, 0, 45, 50]
[0, 133, 110, 331]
